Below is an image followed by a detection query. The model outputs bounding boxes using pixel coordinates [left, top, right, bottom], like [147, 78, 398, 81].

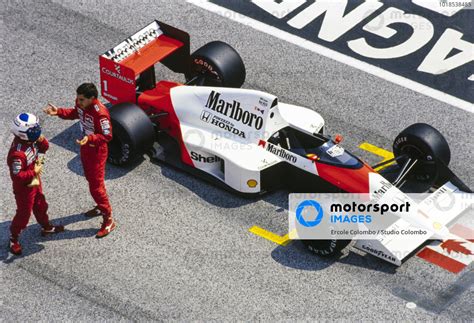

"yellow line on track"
[358, 142, 395, 171]
[249, 226, 290, 246]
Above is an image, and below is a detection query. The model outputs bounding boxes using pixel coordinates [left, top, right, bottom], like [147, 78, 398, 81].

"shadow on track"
[49, 122, 144, 180]
[152, 160, 398, 273]
[0, 213, 97, 264]
[155, 160, 289, 210]
[271, 242, 397, 274]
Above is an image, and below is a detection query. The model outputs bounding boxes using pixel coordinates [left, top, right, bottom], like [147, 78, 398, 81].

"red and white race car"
[100, 21, 472, 264]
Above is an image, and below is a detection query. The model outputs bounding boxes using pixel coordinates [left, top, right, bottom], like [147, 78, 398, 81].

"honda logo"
[200, 111, 212, 123]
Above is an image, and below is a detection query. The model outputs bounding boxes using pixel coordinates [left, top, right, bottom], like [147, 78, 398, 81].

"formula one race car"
[99, 21, 472, 265]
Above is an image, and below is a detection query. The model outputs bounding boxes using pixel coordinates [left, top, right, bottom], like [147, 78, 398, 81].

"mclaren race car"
[99, 21, 472, 265]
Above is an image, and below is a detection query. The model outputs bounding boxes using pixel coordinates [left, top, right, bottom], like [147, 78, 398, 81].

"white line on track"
[187, 0, 474, 114]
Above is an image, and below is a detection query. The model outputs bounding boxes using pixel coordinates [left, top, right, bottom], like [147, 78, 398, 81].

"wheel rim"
[399, 144, 431, 161]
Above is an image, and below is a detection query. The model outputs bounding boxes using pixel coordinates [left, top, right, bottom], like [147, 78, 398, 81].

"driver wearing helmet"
[7, 113, 64, 255]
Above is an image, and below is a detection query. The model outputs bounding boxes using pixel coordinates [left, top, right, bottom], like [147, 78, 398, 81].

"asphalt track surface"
[0, 0, 473, 321]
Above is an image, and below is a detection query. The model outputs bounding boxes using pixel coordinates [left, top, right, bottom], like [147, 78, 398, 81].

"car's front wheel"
[393, 123, 450, 166]
[301, 239, 351, 257]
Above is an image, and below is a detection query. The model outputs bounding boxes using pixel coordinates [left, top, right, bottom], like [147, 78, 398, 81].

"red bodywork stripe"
[138, 81, 194, 167]
[315, 162, 374, 193]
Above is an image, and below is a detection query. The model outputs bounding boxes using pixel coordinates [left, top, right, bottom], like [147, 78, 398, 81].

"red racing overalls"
[7, 137, 50, 238]
[57, 99, 113, 218]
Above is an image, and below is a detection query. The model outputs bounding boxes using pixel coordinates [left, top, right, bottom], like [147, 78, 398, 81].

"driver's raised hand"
[43, 103, 58, 116]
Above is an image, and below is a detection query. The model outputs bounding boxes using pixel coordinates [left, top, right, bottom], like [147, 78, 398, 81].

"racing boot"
[41, 224, 65, 237]
[85, 206, 103, 218]
[96, 216, 116, 239]
[9, 237, 22, 255]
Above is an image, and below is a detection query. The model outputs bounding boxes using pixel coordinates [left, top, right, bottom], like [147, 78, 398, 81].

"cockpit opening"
[268, 127, 362, 168]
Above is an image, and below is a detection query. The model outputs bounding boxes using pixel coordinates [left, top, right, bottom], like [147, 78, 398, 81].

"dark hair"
[76, 83, 98, 99]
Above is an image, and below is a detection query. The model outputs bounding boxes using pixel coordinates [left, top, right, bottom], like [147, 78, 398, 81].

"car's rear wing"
[99, 20, 190, 105]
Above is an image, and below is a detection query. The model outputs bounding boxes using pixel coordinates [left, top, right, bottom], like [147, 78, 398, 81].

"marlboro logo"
[205, 91, 264, 130]
[258, 140, 297, 163]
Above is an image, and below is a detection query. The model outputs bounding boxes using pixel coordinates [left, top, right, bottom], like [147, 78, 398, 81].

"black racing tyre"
[302, 239, 351, 257]
[107, 102, 155, 166]
[185, 41, 246, 88]
[393, 123, 450, 166]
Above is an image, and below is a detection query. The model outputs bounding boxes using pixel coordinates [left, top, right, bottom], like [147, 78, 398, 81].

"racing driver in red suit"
[7, 113, 64, 255]
[44, 83, 116, 238]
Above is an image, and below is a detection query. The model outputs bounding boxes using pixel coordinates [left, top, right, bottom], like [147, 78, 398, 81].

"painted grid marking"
[358, 142, 395, 171]
[187, 0, 474, 113]
[249, 225, 290, 246]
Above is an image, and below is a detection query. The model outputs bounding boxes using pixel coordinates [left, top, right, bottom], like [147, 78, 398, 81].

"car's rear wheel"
[301, 239, 351, 257]
[108, 102, 155, 166]
[185, 41, 246, 88]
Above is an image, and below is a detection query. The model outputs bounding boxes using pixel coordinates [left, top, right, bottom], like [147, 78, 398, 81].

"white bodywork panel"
[171, 86, 275, 143]
[277, 102, 324, 137]
[180, 123, 280, 193]
[169, 86, 325, 193]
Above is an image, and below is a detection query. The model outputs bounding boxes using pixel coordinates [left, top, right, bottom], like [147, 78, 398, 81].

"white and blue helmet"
[11, 113, 42, 142]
